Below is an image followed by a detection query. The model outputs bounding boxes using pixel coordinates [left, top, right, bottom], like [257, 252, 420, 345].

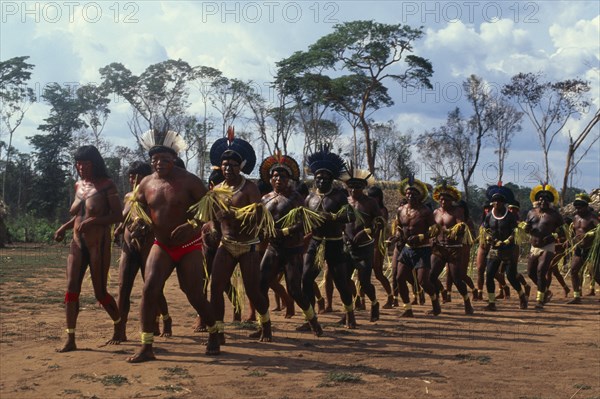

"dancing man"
[340, 165, 384, 322]
[524, 184, 565, 309]
[567, 193, 599, 304]
[303, 146, 357, 328]
[392, 176, 441, 317]
[259, 152, 323, 335]
[126, 130, 219, 362]
[481, 184, 528, 311]
[429, 182, 474, 314]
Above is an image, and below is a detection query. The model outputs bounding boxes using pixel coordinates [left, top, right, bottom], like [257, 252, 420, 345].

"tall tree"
[560, 109, 599, 205]
[75, 83, 111, 151]
[502, 72, 591, 184]
[488, 97, 522, 182]
[370, 120, 414, 181]
[461, 75, 499, 197]
[280, 20, 433, 174]
[417, 108, 477, 200]
[192, 66, 222, 178]
[28, 83, 85, 219]
[273, 66, 331, 173]
[210, 77, 251, 136]
[0, 56, 36, 198]
[99, 59, 193, 149]
[416, 128, 461, 186]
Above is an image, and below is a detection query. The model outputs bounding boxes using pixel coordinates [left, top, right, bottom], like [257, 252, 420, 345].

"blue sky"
[1, 1, 598, 190]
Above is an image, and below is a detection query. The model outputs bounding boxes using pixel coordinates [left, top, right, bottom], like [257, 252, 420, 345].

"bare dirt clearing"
[1, 244, 599, 399]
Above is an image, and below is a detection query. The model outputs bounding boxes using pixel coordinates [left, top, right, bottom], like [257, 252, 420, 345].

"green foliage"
[6, 213, 60, 243]
[28, 83, 83, 219]
[325, 371, 363, 383]
[276, 20, 433, 174]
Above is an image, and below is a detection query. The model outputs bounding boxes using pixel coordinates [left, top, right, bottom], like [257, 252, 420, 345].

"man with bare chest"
[54, 146, 123, 353]
[209, 131, 272, 343]
[525, 184, 565, 309]
[303, 146, 357, 328]
[341, 167, 384, 322]
[392, 177, 441, 317]
[126, 131, 219, 362]
[429, 183, 474, 314]
[481, 185, 528, 311]
[258, 153, 323, 336]
[111, 161, 171, 343]
[567, 193, 599, 304]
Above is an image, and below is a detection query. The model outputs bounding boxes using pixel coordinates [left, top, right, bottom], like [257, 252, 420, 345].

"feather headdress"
[574, 192, 591, 206]
[432, 180, 461, 203]
[307, 144, 345, 179]
[339, 162, 375, 187]
[399, 174, 429, 203]
[209, 127, 256, 174]
[530, 182, 559, 205]
[259, 150, 300, 183]
[486, 181, 515, 204]
[140, 129, 188, 157]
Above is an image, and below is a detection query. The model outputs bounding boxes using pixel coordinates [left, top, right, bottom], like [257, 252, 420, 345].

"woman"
[54, 145, 123, 352]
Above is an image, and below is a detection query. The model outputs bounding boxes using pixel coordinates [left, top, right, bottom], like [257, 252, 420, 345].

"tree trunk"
[361, 117, 375, 175]
[560, 142, 574, 206]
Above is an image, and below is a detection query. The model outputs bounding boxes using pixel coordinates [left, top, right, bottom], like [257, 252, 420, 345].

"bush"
[6, 213, 61, 243]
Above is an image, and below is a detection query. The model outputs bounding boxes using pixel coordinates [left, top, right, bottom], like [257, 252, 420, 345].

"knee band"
[64, 292, 79, 303]
[303, 305, 315, 320]
[98, 293, 112, 306]
[257, 312, 270, 324]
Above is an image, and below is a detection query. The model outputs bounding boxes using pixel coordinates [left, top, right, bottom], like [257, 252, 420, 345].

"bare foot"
[308, 317, 323, 337]
[126, 347, 156, 363]
[205, 333, 221, 355]
[56, 338, 77, 353]
[160, 317, 172, 338]
[284, 306, 295, 319]
[106, 320, 127, 344]
[316, 298, 325, 313]
[295, 322, 311, 332]
[260, 321, 272, 342]
[193, 316, 207, 332]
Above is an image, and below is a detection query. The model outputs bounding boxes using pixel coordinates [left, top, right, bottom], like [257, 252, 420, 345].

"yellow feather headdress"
[530, 183, 559, 205]
[432, 180, 461, 203]
[399, 175, 429, 203]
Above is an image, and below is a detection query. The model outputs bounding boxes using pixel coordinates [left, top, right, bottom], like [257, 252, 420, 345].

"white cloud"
[2, 1, 599, 189]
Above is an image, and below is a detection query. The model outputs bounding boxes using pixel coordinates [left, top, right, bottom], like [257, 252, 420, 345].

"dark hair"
[127, 161, 152, 177]
[297, 182, 309, 198]
[367, 186, 385, 208]
[174, 157, 186, 169]
[148, 145, 177, 158]
[208, 169, 225, 187]
[257, 179, 272, 196]
[221, 150, 243, 165]
[457, 200, 470, 220]
[74, 145, 109, 178]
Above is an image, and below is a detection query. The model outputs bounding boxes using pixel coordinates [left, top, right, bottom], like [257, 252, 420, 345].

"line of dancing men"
[53, 129, 599, 362]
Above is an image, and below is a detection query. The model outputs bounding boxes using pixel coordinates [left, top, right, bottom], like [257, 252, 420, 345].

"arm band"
[282, 227, 290, 236]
